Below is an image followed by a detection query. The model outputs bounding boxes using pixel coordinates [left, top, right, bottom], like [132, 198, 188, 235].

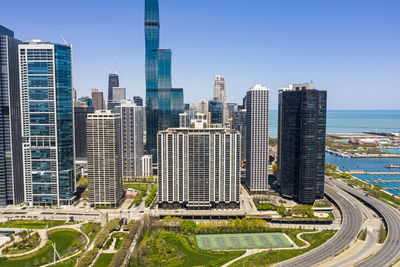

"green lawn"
[129, 229, 244, 267]
[230, 230, 337, 267]
[0, 220, 68, 229]
[82, 222, 101, 242]
[0, 229, 85, 267]
[197, 233, 291, 250]
[94, 253, 114, 267]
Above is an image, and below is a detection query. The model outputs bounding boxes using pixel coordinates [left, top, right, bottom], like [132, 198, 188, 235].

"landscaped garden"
[0, 228, 86, 267]
[0, 219, 68, 229]
[2, 231, 40, 255]
[129, 229, 245, 267]
[82, 222, 101, 242]
[94, 253, 114, 267]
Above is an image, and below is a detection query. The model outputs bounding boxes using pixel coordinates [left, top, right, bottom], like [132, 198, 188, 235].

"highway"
[328, 179, 400, 267]
[273, 185, 363, 267]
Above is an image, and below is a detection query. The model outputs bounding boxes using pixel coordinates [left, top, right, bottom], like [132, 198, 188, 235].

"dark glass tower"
[19, 41, 75, 206]
[208, 100, 223, 124]
[74, 104, 94, 159]
[108, 73, 119, 101]
[0, 25, 23, 205]
[278, 83, 327, 204]
[145, 0, 183, 160]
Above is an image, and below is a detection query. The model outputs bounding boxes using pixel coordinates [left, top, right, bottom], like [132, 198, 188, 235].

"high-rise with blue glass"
[19, 40, 75, 206]
[145, 0, 184, 159]
[0, 25, 24, 206]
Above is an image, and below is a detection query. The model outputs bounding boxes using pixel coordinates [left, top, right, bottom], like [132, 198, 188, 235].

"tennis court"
[196, 232, 292, 250]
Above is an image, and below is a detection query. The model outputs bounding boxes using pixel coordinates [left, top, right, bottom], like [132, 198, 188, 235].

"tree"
[180, 220, 196, 233]
[277, 204, 288, 217]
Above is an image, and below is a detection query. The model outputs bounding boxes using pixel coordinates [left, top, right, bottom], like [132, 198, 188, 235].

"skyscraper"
[19, 40, 75, 206]
[278, 83, 327, 204]
[233, 110, 247, 161]
[208, 99, 223, 125]
[133, 96, 143, 106]
[116, 101, 144, 178]
[246, 84, 269, 192]
[214, 75, 228, 125]
[108, 73, 119, 101]
[74, 103, 94, 160]
[145, 0, 183, 160]
[158, 126, 241, 209]
[198, 99, 208, 114]
[91, 89, 104, 111]
[112, 87, 126, 101]
[87, 110, 123, 206]
[0, 25, 23, 205]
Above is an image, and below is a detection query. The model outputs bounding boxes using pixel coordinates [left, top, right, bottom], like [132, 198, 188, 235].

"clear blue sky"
[3, 0, 400, 109]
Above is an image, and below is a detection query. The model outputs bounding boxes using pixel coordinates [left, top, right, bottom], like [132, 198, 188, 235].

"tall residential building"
[112, 87, 126, 101]
[158, 127, 241, 209]
[208, 99, 223, 125]
[74, 103, 94, 160]
[141, 155, 153, 177]
[214, 75, 228, 124]
[91, 89, 104, 111]
[198, 99, 208, 114]
[233, 110, 247, 161]
[108, 73, 119, 101]
[87, 110, 122, 206]
[246, 84, 269, 192]
[133, 96, 143, 106]
[227, 103, 238, 119]
[278, 83, 327, 204]
[116, 101, 144, 178]
[145, 0, 183, 160]
[0, 25, 23, 205]
[19, 40, 75, 206]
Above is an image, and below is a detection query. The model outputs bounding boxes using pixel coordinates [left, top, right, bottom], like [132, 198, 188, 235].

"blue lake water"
[269, 110, 400, 138]
[325, 153, 400, 196]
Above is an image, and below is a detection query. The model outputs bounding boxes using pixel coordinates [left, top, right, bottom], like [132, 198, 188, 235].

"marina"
[326, 152, 400, 196]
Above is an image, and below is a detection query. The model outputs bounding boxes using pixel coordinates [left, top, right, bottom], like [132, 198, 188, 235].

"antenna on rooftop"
[61, 34, 67, 45]
[114, 58, 118, 74]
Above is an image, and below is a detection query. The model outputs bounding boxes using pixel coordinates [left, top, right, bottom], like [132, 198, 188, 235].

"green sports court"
[196, 232, 292, 250]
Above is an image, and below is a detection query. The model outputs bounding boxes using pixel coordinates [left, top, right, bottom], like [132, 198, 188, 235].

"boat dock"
[348, 170, 400, 175]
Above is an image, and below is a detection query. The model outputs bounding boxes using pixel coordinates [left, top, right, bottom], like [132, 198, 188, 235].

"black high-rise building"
[74, 104, 94, 159]
[208, 100, 223, 125]
[278, 83, 327, 204]
[0, 25, 23, 205]
[108, 73, 119, 101]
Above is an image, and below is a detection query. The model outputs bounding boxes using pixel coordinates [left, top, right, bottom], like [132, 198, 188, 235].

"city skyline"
[2, 0, 399, 109]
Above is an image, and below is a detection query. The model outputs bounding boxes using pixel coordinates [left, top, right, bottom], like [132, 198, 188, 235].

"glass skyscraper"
[108, 73, 119, 101]
[0, 25, 24, 206]
[145, 0, 183, 159]
[19, 40, 75, 206]
[278, 83, 327, 204]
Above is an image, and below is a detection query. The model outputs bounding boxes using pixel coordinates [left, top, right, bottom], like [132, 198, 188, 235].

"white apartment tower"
[87, 110, 123, 206]
[213, 75, 228, 125]
[116, 100, 144, 178]
[246, 84, 269, 192]
[158, 126, 241, 209]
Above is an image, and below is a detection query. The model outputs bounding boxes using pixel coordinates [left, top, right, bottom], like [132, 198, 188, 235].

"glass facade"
[278, 84, 327, 204]
[145, 0, 183, 160]
[107, 74, 119, 101]
[145, 0, 160, 90]
[0, 27, 24, 205]
[19, 41, 75, 206]
[208, 100, 223, 124]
